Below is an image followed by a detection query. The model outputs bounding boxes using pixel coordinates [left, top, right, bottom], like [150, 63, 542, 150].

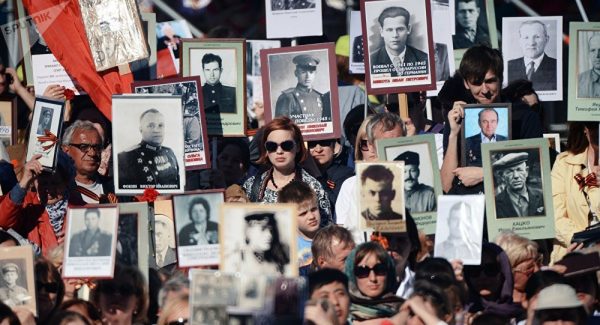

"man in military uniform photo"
[202, 53, 237, 114]
[117, 108, 180, 190]
[0, 263, 29, 307]
[274, 54, 331, 124]
[394, 151, 436, 213]
[271, 0, 316, 11]
[68, 208, 113, 257]
[360, 164, 403, 221]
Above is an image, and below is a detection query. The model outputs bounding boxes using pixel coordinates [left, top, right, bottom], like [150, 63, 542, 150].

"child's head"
[278, 181, 320, 238]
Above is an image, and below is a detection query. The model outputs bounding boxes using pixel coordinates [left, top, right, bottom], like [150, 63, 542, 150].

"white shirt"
[480, 132, 497, 144]
[75, 180, 104, 204]
[335, 176, 372, 244]
[386, 47, 407, 67]
[524, 53, 545, 73]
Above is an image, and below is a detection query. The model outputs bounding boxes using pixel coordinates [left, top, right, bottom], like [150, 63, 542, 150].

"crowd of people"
[0, 4, 598, 325]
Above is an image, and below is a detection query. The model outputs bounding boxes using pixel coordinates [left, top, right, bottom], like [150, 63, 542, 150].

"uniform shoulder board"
[122, 143, 141, 152]
[281, 88, 296, 94]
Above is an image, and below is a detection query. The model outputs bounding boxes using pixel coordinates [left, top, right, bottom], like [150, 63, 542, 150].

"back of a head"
[524, 270, 564, 301]
[308, 268, 349, 296]
[415, 257, 457, 288]
[277, 180, 316, 205]
[0, 301, 19, 325]
[471, 312, 510, 325]
[459, 45, 503, 85]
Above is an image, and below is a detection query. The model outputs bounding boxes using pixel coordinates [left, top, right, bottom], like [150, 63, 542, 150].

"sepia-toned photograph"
[153, 200, 178, 269]
[461, 104, 512, 167]
[117, 202, 150, 280]
[63, 206, 118, 278]
[220, 203, 298, 277]
[173, 190, 224, 267]
[434, 195, 485, 265]
[567, 22, 600, 121]
[356, 161, 406, 233]
[0, 98, 16, 147]
[482, 139, 555, 240]
[362, 0, 436, 94]
[376, 135, 442, 234]
[0, 246, 36, 315]
[261, 43, 341, 141]
[133, 76, 211, 170]
[112, 95, 186, 195]
[26, 97, 65, 172]
[503, 16, 563, 101]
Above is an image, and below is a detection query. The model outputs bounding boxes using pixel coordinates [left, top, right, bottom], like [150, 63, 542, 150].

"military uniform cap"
[394, 151, 419, 165]
[493, 152, 529, 169]
[293, 54, 320, 69]
[1, 263, 19, 273]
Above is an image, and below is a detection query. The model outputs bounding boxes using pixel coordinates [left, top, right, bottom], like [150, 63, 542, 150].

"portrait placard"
[543, 133, 561, 153]
[356, 161, 406, 233]
[190, 269, 238, 308]
[130, 12, 157, 81]
[434, 195, 485, 265]
[502, 16, 562, 101]
[246, 40, 281, 134]
[173, 190, 224, 267]
[361, 0, 436, 94]
[25, 96, 65, 171]
[426, 0, 456, 96]
[181, 39, 246, 136]
[452, 0, 498, 64]
[482, 138, 555, 240]
[133, 76, 211, 170]
[63, 205, 119, 278]
[220, 203, 298, 277]
[156, 20, 192, 78]
[376, 134, 442, 234]
[461, 103, 512, 167]
[349, 11, 366, 74]
[0, 97, 17, 147]
[117, 202, 150, 281]
[265, 0, 323, 39]
[112, 95, 186, 194]
[152, 200, 178, 269]
[261, 43, 341, 141]
[0, 246, 36, 315]
[568, 22, 600, 121]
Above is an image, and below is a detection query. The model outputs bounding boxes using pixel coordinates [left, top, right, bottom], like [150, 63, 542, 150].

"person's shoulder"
[119, 143, 141, 155]
[280, 88, 296, 95]
[406, 45, 428, 59]
[222, 84, 236, 92]
[417, 183, 435, 193]
[465, 133, 480, 143]
[507, 57, 524, 66]
[496, 134, 508, 141]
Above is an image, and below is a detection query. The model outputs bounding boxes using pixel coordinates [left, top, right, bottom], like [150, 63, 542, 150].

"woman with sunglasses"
[35, 258, 66, 324]
[344, 242, 403, 322]
[243, 117, 332, 226]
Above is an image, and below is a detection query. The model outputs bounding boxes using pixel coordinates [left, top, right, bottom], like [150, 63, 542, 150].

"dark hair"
[0, 301, 19, 325]
[534, 307, 588, 325]
[277, 180, 316, 205]
[360, 164, 394, 184]
[218, 137, 251, 171]
[201, 53, 222, 69]
[244, 213, 290, 274]
[59, 299, 102, 323]
[415, 257, 457, 288]
[412, 280, 452, 319]
[188, 197, 210, 222]
[257, 116, 307, 165]
[478, 107, 499, 123]
[35, 258, 66, 324]
[48, 310, 92, 325]
[311, 225, 355, 266]
[457, 0, 479, 6]
[471, 313, 510, 325]
[459, 45, 503, 85]
[377, 6, 410, 27]
[84, 208, 100, 218]
[566, 122, 598, 155]
[308, 268, 349, 296]
[524, 270, 564, 300]
[348, 242, 399, 296]
[0, 230, 19, 246]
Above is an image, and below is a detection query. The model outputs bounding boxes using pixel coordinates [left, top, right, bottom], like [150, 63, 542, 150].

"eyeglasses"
[264, 140, 295, 153]
[36, 281, 59, 293]
[359, 139, 369, 152]
[307, 139, 334, 149]
[69, 143, 103, 154]
[354, 263, 387, 278]
[167, 318, 188, 325]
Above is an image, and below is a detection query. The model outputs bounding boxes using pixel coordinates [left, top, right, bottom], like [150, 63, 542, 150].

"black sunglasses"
[69, 143, 103, 154]
[359, 139, 369, 151]
[265, 140, 295, 153]
[36, 281, 59, 293]
[354, 263, 387, 278]
[167, 318, 188, 325]
[307, 139, 334, 149]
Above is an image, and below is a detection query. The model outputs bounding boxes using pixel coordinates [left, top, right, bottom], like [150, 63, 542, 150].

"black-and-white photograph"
[36, 107, 53, 135]
[112, 95, 186, 194]
[434, 195, 485, 265]
[0, 246, 36, 315]
[192, 305, 228, 325]
[247, 40, 281, 76]
[153, 200, 178, 269]
[63, 206, 118, 278]
[117, 202, 149, 279]
[174, 191, 224, 267]
[503, 17, 562, 101]
[577, 30, 600, 99]
[271, 0, 316, 11]
[247, 40, 281, 132]
[362, 0, 435, 93]
[220, 204, 298, 277]
[133, 77, 211, 170]
[462, 104, 511, 167]
[192, 49, 238, 115]
[490, 149, 546, 219]
[190, 270, 238, 307]
[388, 146, 436, 214]
[452, 0, 491, 50]
[265, 0, 323, 39]
[26, 97, 65, 171]
[356, 162, 406, 233]
[261, 43, 341, 140]
[349, 11, 365, 74]
[427, 0, 456, 96]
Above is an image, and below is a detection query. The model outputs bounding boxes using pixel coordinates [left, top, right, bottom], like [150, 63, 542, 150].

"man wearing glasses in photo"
[62, 120, 115, 204]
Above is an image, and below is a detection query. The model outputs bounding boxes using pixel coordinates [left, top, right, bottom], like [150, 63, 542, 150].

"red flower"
[138, 188, 159, 202]
[64, 89, 75, 100]
[370, 232, 389, 250]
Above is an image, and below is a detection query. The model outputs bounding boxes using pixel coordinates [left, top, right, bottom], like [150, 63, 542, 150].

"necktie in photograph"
[526, 61, 535, 80]
[393, 56, 404, 76]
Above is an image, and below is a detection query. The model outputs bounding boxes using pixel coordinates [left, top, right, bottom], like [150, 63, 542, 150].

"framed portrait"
[117, 202, 150, 281]
[265, 0, 323, 39]
[434, 195, 485, 265]
[568, 22, 600, 121]
[481, 138, 555, 240]
[191, 305, 228, 325]
[25, 96, 65, 171]
[0, 246, 36, 315]
[356, 161, 406, 233]
[190, 269, 238, 308]
[173, 190, 224, 267]
[246, 40, 281, 135]
[63, 205, 119, 279]
[461, 103, 512, 167]
[0, 97, 16, 147]
[151, 200, 178, 269]
[502, 16, 563, 102]
[376, 134, 442, 234]
[427, 0, 456, 96]
[543, 133, 561, 153]
[181, 39, 246, 136]
[361, 0, 436, 94]
[260, 43, 341, 141]
[112, 95, 186, 195]
[133, 76, 211, 170]
[349, 11, 366, 74]
[452, 0, 498, 63]
[156, 20, 193, 78]
[130, 12, 158, 81]
[220, 203, 298, 277]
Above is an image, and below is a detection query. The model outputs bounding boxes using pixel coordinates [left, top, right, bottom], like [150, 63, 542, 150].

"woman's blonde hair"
[495, 231, 538, 268]
[156, 294, 189, 325]
[354, 116, 373, 161]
